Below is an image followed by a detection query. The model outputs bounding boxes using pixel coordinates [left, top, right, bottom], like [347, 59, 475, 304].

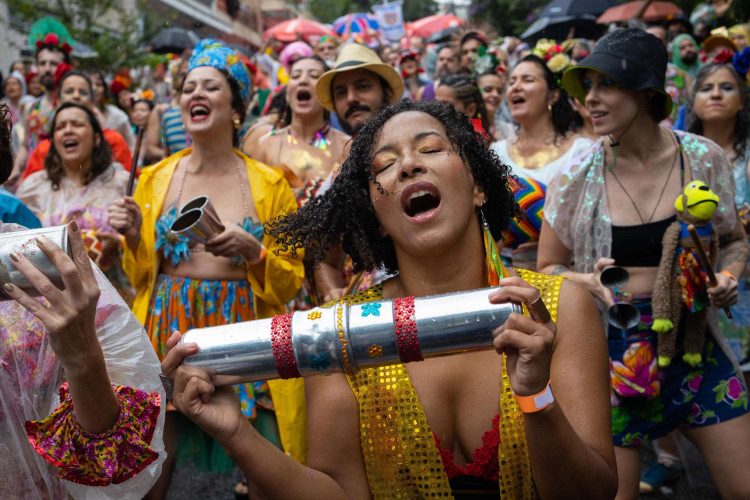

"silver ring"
[159, 373, 174, 401]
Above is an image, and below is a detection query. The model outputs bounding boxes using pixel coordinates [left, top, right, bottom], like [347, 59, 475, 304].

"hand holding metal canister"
[180, 287, 522, 385]
[0, 225, 71, 299]
[170, 195, 226, 246]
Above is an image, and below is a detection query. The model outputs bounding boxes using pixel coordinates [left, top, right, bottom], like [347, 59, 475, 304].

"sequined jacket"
[342, 269, 563, 499]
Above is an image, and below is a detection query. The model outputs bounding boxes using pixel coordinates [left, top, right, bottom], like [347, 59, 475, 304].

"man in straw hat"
[315, 43, 404, 135]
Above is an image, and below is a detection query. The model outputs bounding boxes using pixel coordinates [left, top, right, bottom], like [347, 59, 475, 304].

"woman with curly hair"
[14, 101, 133, 302]
[491, 55, 592, 270]
[162, 99, 618, 498]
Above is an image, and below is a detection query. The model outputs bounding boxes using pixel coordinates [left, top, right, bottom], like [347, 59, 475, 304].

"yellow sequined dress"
[339, 269, 563, 499]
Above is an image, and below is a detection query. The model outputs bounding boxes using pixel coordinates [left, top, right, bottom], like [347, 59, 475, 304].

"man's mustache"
[345, 103, 371, 119]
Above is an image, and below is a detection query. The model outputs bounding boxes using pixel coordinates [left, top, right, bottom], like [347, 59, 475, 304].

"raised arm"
[490, 277, 618, 498]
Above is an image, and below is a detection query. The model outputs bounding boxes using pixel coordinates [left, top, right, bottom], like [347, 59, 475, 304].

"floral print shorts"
[608, 300, 749, 448]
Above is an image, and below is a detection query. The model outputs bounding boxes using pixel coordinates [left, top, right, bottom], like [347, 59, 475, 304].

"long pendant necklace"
[608, 135, 679, 224]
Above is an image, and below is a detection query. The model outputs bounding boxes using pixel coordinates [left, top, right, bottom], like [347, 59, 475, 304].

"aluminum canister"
[0, 225, 71, 299]
[180, 195, 224, 230]
[181, 287, 522, 384]
[170, 208, 225, 246]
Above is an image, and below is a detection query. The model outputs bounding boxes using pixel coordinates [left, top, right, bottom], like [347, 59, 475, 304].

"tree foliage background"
[6, 0, 174, 69]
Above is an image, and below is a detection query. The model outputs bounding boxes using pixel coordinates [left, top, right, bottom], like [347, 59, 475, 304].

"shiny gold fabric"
[342, 269, 564, 499]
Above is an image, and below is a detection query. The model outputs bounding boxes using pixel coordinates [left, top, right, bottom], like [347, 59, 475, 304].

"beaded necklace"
[282, 123, 332, 150]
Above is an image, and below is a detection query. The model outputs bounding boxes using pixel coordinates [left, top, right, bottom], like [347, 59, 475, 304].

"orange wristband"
[514, 381, 554, 413]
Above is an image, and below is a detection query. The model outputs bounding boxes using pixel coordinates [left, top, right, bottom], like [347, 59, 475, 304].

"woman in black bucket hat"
[538, 28, 750, 499]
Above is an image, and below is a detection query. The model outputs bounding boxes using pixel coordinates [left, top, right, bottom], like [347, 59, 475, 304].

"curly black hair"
[45, 102, 113, 190]
[687, 63, 749, 161]
[267, 99, 519, 274]
[515, 55, 576, 141]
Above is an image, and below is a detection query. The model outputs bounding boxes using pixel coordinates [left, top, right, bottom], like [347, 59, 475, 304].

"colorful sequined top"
[342, 269, 563, 499]
[154, 205, 264, 266]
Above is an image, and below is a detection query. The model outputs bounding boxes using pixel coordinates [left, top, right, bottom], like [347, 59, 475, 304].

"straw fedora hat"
[315, 43, 404, 112]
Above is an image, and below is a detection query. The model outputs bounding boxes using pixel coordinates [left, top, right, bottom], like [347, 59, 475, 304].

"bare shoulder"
[331, 129, 352, 161]
[251, 129, 281, 163]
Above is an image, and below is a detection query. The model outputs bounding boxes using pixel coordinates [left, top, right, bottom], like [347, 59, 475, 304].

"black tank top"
[610, 132, 685, 267]
[611, 215, 677, 267]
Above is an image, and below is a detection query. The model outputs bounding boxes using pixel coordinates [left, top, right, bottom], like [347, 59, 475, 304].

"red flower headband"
[36, 33, 72, 54]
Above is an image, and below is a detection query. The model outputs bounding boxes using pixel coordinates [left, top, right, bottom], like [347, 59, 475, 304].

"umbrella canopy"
[597, 1, 683, 24]
[408, 14, 464, 39]
[539, 0, 616, 18]
[522, 15, 605, 42]
[263, 18, 335, 43]
[149, 27, 200, 54]
[333, 13, 379, 36]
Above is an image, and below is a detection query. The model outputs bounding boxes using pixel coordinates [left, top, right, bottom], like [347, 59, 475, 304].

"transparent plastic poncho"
[0, 223, 165, 499]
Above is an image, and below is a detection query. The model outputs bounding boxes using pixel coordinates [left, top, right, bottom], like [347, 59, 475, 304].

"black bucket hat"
[561, 28, 672, 122]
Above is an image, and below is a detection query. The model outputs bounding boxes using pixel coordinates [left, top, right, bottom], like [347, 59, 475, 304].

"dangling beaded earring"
[480, 207, 507, 286]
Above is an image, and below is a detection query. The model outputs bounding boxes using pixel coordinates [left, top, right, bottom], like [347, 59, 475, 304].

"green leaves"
[8, 0, 175, 70]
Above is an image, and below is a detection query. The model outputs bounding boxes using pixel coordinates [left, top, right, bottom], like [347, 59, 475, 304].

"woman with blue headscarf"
[108, 39, 305, 497]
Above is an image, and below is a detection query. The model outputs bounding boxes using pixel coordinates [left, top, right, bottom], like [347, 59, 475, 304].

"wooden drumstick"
[126, 126, 145, 197]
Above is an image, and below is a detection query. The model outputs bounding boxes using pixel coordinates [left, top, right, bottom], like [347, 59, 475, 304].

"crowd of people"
[1, 3, 750, 499]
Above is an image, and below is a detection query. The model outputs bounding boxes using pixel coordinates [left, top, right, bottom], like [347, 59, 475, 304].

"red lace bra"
[433, 414, 500, 481]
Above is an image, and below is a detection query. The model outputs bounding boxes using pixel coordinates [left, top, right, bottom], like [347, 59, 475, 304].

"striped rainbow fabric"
[502, 176, 546, 249]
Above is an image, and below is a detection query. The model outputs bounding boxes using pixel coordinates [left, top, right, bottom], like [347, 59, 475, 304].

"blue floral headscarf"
[188, 39, 251, 104]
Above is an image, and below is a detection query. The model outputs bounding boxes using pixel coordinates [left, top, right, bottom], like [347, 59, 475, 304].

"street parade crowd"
[1, 1, 750, 499]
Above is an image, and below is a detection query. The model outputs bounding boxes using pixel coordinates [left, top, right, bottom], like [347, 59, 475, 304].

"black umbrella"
[150, 27, 200, 54]
[426, 26, 462, 44]
[539, 0, 616, 18]
[521, 15, 605, 43]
